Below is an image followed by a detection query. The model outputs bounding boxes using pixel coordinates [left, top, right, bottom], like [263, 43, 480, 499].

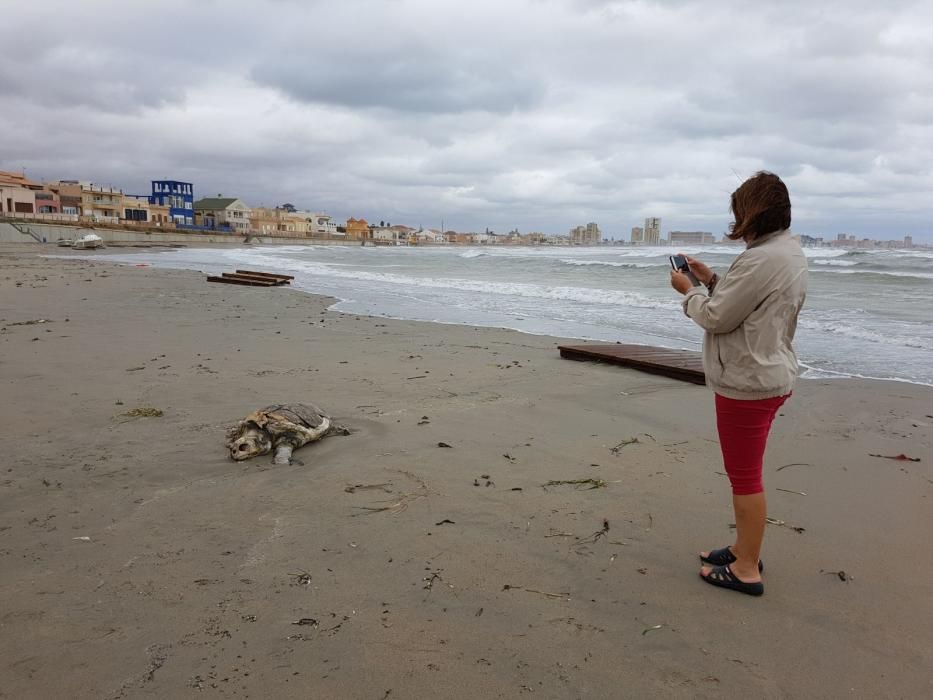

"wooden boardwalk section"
[558, 344, 706, 385]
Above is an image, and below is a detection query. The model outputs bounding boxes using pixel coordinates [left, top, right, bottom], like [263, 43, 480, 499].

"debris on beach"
[120, 407, 164, 418]
[435, 519, 455, 526]
[543, 478, 607, 490]
[821, 570, 850, 582]
[776, 488, 808, 496]
[344, 483, 392, 494]
[353, 470, 429, 515]
[731, 517, 806, 533]
[291, 618, 318, 626]
[869, 453, 921, 462]
[423, 571, 443, 590]
[610, 437, 640, 454]
[570, 522, 611, 550]
[289, 570, 313, 586]
[775, 462, 811, 471]
[642, 624, 665, 636]
[502, 584, 570, 600]
[6, 318, 51, 327]
[437, 442, 453, 448]
[226, 403, 349, 465]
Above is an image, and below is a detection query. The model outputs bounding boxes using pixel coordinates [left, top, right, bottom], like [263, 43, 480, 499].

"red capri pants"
[715, 393, 789, 496]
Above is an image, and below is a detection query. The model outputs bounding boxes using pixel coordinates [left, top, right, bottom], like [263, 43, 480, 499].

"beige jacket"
[683, 229, 808, 400]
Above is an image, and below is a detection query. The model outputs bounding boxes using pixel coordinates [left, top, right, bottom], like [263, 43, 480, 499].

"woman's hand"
[684, 255, 713, 285]
[670, 270, 693, 295]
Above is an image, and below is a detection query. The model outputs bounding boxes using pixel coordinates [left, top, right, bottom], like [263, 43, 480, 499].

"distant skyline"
[2, 1, 932, 242]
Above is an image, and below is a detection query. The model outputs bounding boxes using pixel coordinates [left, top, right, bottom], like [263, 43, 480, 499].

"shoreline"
[1, 247, 931, 698]
[81, 243, 933, 390]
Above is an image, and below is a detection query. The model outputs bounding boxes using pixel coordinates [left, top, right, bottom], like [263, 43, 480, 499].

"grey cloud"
[251, 50, 544, 114]
[1, 0, 932, 239]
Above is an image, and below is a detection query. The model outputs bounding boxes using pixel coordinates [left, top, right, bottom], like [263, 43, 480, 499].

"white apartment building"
[644, 217, 661, 246]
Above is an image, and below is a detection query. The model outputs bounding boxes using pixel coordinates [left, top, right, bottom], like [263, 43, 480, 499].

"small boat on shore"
[72, 234, 105, 250]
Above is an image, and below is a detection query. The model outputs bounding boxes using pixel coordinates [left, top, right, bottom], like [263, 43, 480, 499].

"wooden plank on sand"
[236, 269, 294, 281]
[558, 344, 705, 385]
[207, 275, 277, 287]
[221, 272, 287, 285]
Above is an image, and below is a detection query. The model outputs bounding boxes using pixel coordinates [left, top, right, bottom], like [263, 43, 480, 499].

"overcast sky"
[2, 0, 932, 240]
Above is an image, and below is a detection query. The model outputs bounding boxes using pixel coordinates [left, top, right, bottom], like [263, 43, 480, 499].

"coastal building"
[150, 181, 194, 225]
[281, 211, 311, 236]
[194, 196, 250, 233]
[345, 218, 370, 240]
[309, 213, 338, 237]
[0, 171, 57, 216]
[249, 207, 283, 235]
[443, 230, 474, 245]
[122, 195, 152, 222]
[413, 228, 445, 243]
[630, 226, 644, 244]
[34, 189, 60, 214]
[249, 207, 309, 237]
[644, 217, 661, 246]
[0, 185, 36, 215]
[121, 196, 172, 226]
[371, 226, 410, 244]
[570, 222, 601, 245]
[904, 235, 913, 248]
[524, 232, 548, 245]
[50, 181, 125, 223]
[48, 182, 81, 215]
[669, 231, 715, 245]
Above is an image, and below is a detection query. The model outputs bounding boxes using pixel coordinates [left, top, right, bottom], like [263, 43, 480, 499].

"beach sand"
[1, 246, 931, 699]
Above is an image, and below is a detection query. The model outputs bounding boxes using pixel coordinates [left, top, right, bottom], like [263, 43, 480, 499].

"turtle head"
[228, 425, 272, 461]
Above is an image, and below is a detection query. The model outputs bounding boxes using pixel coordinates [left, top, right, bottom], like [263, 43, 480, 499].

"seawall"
[0, 221, 359, 247]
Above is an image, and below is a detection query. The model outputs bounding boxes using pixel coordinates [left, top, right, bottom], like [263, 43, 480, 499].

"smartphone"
[670, 255, 700, 286]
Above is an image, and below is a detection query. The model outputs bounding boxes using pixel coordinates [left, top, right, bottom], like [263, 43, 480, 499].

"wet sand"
[1, 246, 931, 699]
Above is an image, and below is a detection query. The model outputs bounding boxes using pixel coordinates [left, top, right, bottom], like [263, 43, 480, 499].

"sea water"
[99, 244, 933, 386]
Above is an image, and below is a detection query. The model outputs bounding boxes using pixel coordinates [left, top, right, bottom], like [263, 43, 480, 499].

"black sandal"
[700, 564, 764, 596]
[700, 546, 763, 573]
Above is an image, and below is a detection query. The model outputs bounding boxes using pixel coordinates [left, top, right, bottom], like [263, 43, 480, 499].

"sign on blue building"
[150, 181, 194, 225]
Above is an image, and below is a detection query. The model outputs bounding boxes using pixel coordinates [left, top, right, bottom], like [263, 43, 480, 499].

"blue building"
[150, 180, 194, 225]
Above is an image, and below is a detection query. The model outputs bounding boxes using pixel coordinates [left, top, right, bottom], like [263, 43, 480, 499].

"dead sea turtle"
[226, 403, 349, 464]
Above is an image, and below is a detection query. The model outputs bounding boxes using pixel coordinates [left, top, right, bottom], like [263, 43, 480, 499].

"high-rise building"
[570, 223, 601, 244]
[631, 226, 644, 244]
[904, 235, 913, 248]
[644, 217, 661, 246]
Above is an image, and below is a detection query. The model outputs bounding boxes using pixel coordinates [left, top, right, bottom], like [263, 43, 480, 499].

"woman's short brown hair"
[728, 171, 791, 241]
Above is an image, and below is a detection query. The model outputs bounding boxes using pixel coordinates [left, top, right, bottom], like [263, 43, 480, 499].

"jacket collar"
[746, 228, 791, 249]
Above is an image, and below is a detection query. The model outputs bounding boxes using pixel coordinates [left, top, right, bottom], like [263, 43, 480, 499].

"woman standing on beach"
[670, 171, 808, 596]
